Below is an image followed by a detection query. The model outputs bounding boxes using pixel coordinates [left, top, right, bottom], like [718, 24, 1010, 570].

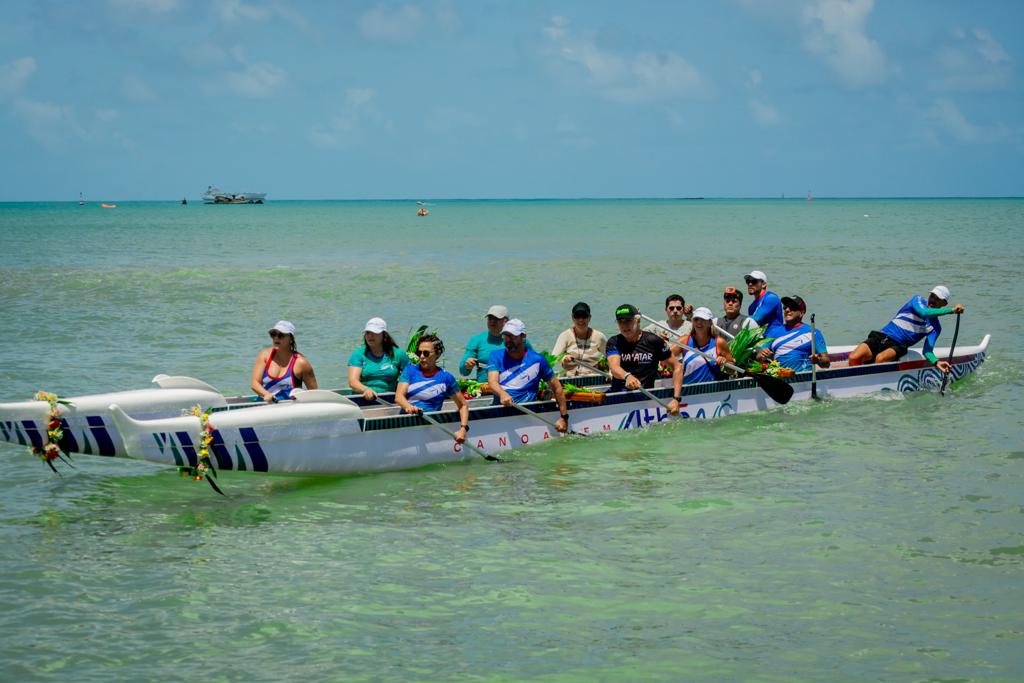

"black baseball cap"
[780, 295, 806, 313]
[571, 301, 591, 317]
[615, 303, 640, 320]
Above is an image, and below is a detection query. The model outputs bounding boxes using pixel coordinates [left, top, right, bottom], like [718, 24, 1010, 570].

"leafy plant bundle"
[728, 325, 773, 370]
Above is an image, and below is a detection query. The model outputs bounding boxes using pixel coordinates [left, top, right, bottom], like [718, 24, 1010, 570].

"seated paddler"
[848, 285, 964, 374]
[606, 304, 681, 416]
[487, 319, 569, 434]
[753, 296, 829, 371]
[394, 333, 469, 446]
[251, 320, 318, 403]
[347, 317, 411, 401]
[460, 305, 533, 383]
[682, 307, 735, 383]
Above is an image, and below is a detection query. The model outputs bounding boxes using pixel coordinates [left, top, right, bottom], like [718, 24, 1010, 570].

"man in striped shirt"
[848, 286, 964, 373]
[754, 295, 830, 371]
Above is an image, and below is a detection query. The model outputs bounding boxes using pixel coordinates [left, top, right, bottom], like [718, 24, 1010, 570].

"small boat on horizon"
[202, 185, 266, 204]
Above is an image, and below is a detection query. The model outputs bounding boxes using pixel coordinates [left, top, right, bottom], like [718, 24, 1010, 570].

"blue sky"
[1, 0, 1021, 200]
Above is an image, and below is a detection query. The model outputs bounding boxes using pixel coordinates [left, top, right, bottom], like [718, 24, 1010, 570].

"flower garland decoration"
[178, 405, 224, 495]
[30, 391, 73, 473]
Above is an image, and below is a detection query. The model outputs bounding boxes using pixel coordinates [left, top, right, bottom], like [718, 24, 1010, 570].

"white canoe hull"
[100, 338, 989, 476]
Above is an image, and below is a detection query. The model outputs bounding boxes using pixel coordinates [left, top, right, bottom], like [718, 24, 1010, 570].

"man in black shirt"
[606, 304, 681, 416]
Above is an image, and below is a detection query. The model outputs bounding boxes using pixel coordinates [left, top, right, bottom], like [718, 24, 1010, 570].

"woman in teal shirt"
[347, 317, 411, 400]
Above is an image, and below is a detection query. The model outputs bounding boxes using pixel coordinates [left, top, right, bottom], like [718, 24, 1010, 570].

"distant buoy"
[417, 208, 428, 216]
[100, 203, 117, 209]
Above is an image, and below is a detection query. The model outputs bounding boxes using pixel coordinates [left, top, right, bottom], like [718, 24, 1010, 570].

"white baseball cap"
[692, 307, 715, 321]
[930, 285, 951, 302]
[485, 305, 509, 319]
[745, 270, 767, 283]
[501, 318, 526, 336]
[364, 317, 387, 334]
[269, 320, 296, 336]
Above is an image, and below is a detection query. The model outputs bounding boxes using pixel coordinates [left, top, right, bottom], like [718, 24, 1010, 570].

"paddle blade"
[748, 372, 794, 405]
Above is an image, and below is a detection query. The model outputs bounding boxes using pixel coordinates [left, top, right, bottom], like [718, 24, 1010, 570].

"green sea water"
[1, 198, 1022, 681]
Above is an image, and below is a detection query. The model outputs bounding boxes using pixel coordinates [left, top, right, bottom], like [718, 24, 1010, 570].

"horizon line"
[2, 195, 1023, 203]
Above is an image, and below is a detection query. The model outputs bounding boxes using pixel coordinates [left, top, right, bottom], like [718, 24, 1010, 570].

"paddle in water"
[939, 312, 962, 396]
[641, 314, 794, 405]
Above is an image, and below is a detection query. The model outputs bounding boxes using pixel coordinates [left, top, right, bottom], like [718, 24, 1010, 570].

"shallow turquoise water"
[1, 199, 1022, 681]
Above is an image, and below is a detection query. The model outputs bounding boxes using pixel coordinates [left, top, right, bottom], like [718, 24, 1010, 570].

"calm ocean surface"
[1, 198, 1022, 681]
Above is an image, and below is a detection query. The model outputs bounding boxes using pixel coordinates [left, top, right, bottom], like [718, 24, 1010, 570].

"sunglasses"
[667, 305, 684, 311]
[744, 278, 758, 285]
[723, 296, 741, 303]
[269, 331, 286, 339]
[417, 349, 434, 357]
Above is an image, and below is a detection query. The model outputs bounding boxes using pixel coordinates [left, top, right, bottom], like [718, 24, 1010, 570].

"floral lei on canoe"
[178, 405, 224, 495]
[31, 391, 73, 473]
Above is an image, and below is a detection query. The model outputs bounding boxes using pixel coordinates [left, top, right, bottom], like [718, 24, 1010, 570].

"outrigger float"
[0, 338, 989, 477]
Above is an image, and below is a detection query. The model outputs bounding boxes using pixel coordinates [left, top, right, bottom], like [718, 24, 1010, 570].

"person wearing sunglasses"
[395, 334, 470, 445]
[754, 296, 830, 371]
[848, 286, 965, 372]
[643, 294, 693, 354]
[681, 307, 735, 383]
[551, 301, 607, 377]
[348, 317, 411, 401]
[250, 320, 318, 403]
[714, 286, 759, 337]
[488, 319, 570, 433]
[744, 270, 787, 338]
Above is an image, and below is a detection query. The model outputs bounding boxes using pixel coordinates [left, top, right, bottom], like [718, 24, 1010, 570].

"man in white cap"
[744, 270, 786, 338]
[459, 305, 533, 383]
[848, 286, 965, 372]
[487, 319, 569, 433]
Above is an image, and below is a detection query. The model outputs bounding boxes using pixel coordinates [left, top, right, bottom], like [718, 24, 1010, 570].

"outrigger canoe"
[0, 338, 990, 476]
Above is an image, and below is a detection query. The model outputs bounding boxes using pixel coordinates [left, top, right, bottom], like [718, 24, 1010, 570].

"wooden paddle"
[939, 312, 961, 397]
[374, 398, 500, 462]
[641, 314, 794, 405]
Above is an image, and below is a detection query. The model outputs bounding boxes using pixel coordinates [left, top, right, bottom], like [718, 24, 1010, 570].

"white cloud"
[541, 16, 704, 103]
[121, 75, 157, 103]
[359, 3, 423, 42]
[932, 27, 1012, 92]
[181, 43, 230, 68]
[0, 57, 36, 96]
[225, 62, 288, 98]
[214, 0, 271, 22]
[749, 99, 782, 127]
[310, 87, 392, 149]
[924, 99, 1016, 145]
[800, 0, 888, 87]
[109, 0, 179, 14]
[13, 98, 86, 149]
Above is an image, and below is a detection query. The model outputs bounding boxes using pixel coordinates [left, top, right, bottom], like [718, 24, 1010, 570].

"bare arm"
[296, 357, 318, 390]
[347, 365, 376, 401]
[488, 369, 513, 407]
[547, 377, 569, 433]
[394, 381, 417, 414]
[452, 392, 469, 444]
[250, 349, 277, 403]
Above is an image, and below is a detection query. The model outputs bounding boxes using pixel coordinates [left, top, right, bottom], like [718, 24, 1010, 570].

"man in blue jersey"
[487, 319, 569, 434]
[460, 305, 534, 382]
[754, 296, 830, 371]
[848, 286, 965, 373]
[744, 270, 786, 338]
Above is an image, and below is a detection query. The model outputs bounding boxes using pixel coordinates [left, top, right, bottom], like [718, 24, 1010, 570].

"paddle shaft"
[374, 398, 499, 462]
[504, 401, 581, 436]
[571, 358, 675, 412]
[939, 312, 961, 396]
[810, 313, 819, 400]
[641, 313, 793, 405]
[641, 315, 745, 375]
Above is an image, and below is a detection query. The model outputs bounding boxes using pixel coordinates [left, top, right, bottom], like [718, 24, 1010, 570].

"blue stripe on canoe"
[58, 418, 79, 453]
[21, 420, 44, 449]
[87, 416, 116, 456]
[209, 429, 233, 471]
[238, 427, 268, 472]
[175, 431, 198, 467]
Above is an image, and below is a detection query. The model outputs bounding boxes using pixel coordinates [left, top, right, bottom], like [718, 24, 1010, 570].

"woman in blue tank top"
[250, 320, 318, 402]
[681, 308, 734, 384]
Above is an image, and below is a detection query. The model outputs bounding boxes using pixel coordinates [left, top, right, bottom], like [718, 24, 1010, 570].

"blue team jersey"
[880, 296, 942, 347]
[681, 336, 719, 384]
[749, 290, 786, 338]
[399, 364, 459, 412]
[770, 323, 828, 371]
[487, 347, 555, 404]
